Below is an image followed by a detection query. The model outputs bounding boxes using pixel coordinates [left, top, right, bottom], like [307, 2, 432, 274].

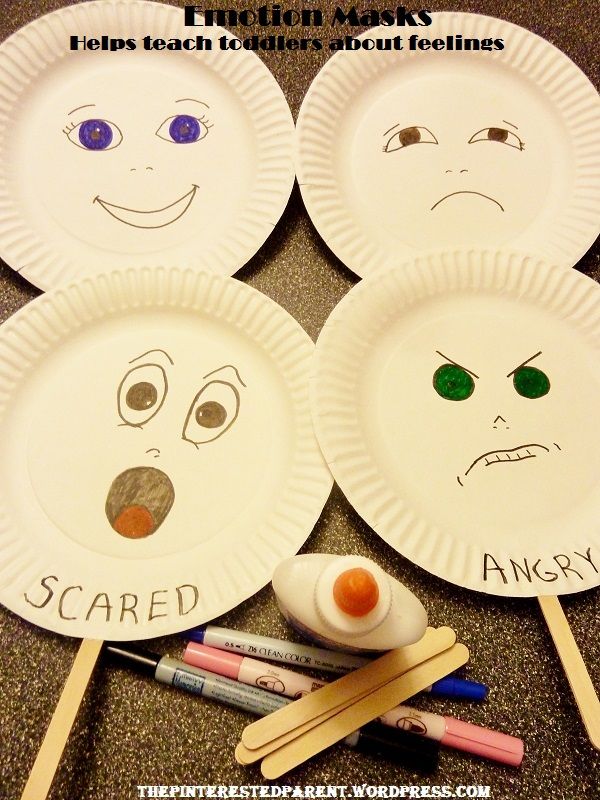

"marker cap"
[442, 718, 524, 767]
[430, 676, 488, 701]
[184, 626, 206, 644]
[185, 641, 240, 680]
[351, 722, 439, 773]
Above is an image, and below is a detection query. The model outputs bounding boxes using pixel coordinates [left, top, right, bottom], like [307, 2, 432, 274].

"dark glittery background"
[0, 1, 598, 799]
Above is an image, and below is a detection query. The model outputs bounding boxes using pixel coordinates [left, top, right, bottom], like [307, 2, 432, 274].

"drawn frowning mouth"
[94, 184, 198, 229]
[457, 442, 561, 486]
[431, 191, 504, 212]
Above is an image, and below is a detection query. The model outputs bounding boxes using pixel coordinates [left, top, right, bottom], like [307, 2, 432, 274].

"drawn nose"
[493, 415, 509, 429]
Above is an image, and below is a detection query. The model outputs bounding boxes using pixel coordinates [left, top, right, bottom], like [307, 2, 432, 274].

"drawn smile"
[457, 442, 561, 486]
[94, 184, 198, 229]
[431, 191, 504, 212]
[105, 466, 175, 538]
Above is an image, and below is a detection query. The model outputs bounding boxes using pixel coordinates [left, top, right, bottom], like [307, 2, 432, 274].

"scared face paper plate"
[296, 13, 600, 276]
[0, 269, 332, 639]
[311, 252, 600, 597]
[0, 1, 294, 289]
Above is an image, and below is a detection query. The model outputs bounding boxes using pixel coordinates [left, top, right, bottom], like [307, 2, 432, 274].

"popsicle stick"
[242, 626, 455, 751]
[20, 638, 103, 800]
[238, 628, 457, 765]
[236, 689, 379, 765]
[261, 642, 469, 779]
[538, 595, 600, 751]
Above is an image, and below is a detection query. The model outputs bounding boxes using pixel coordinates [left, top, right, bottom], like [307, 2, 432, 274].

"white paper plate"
[312, 251, 600, 597]
[0, 1, 294, 289]
[0, 268, 332, 639]
[296, 13, 600, 277]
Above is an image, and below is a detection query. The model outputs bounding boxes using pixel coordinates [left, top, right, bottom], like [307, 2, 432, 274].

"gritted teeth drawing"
[430, 348, 559, 487]
[311, 254, 600, 596]
[108, 350, 245, 540]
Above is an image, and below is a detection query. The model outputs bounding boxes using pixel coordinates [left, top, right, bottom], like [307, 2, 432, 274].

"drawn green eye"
[433, 364, 474, 401]
[513, 366, 550, 398]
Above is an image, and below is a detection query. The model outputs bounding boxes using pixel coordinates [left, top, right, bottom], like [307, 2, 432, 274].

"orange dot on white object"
[333, 567, 379, 617]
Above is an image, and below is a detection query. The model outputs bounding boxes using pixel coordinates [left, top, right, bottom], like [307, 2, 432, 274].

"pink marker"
[378, 706, 523, 767]
[184, 643, 523, 767]
[184, 641, 325, 699]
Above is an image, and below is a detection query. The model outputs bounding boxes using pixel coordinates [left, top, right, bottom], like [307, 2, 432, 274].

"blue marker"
[183, 625, 488, 701]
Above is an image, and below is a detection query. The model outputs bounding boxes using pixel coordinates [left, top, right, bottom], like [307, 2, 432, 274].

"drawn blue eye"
[65, 118, 123, 151]
[156, 114, 210, 144]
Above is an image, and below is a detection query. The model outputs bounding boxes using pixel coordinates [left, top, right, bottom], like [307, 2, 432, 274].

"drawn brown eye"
[118, 365, 167, 427]
[195, 400, 227, 429]
[126, 382, 158, 411]
[183, 381, 240, 445]
[384, 126, 438, 153]
[468, 127, 524, 150]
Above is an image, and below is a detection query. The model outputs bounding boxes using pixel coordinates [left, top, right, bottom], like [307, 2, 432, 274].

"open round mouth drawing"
[94, 185, 198, 229]
[105, 466, 175, 538]
[431, 191, 504, 212]
[457, 442, 561, 486]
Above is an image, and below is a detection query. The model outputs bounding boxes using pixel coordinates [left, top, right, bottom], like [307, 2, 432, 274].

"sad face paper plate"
[0, 0, 294, 289]
[312, 251, 600, 597]
[296, 13, 600, 277]
[0, 269, 332, 639]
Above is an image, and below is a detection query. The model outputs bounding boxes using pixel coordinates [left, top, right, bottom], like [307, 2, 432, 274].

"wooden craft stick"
[538, 595, 600, 751]
[236, 695, 371, 765]
[261, 642, 469, 779]
[20, 639, 103, 800]
[241, 626, 455, 751]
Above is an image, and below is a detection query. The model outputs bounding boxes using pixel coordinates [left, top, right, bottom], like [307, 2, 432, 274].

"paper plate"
[312, 251, 600, 597]
[296, 13, 600, 277]
[0, 1, 294, 289]
[0, 268, 332, 639]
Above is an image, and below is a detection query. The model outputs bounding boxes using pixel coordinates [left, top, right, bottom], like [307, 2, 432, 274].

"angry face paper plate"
[0, 269, 332, 639]
[296, 13, 600, 277]
[311, 252, 600, 597]
[0, 1, 294, 289]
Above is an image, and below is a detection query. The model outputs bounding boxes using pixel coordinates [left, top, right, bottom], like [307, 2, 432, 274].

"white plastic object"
[272, 554, 428, 652]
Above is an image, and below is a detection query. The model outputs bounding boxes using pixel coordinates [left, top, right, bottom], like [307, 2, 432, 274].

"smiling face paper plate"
[296, 13, 600, 277]
[312, 252, 600, 598]
[0, 0, 294, 289]
[0, 269, 332, 639]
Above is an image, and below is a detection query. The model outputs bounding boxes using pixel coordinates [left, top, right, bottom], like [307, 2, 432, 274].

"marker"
[183, 624, 487, 700]
[104, 643, 439, 772]
[378, 705, 524, 767]
[184, 642, 522, 767]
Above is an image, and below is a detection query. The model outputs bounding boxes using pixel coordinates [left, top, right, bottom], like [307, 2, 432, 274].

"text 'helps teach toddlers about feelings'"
[69, 7, 505, 52]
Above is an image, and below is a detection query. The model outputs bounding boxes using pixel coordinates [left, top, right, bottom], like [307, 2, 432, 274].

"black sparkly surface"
[0, 2, 599, 799]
